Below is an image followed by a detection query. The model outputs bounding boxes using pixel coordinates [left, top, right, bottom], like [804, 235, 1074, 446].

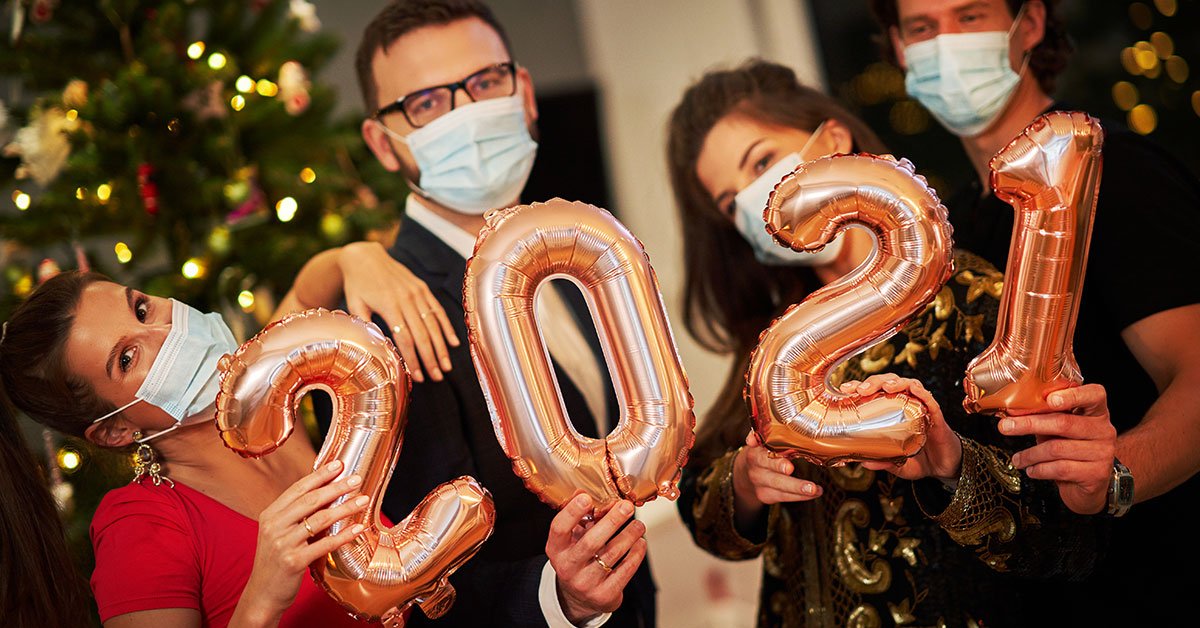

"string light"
[1154, 0, 1176, 17]
[75, 187, 86, 200]
[1165, 56, 1188, 83]
[114, 242, 133, 264]
[57, 448, 81, 472]
[235, 75, 255, 93]
[181, 258, 206, 279]
[1112, 81, 1139, 110]
[300, 167, 316, 183]
[321, 213, 346, 239]
[97, 183, 112, 202]
[230, 95, 246, 111]
[65, 109, 78, 121]
[275, 197, 298, 222]
[13, 190, 31, 210]
[1129, 103, 1157, 135]
[1150, 32, 1174, 59]
[207, 52, 227, 70]
[255, 79, 279, 97]
[1121, 47, 1141, 75]
[187, 41, 206, 60]
[14, 274, 32, 296]
[238, 290, 256, 311]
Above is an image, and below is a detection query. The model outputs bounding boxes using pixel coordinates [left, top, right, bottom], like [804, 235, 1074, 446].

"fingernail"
[999, 419, 1015, 432]
[450, 335, 462, 347]
[574, 494, 592, 507]
[618, 501, 634, 515]
[348, 475, 362, 486]
[431, 369, 443, 380]
[441, 358, 452, 370]
[355, 495, 369, 506]
[1049, 394, 1064, 408]
[802, 483, 815, 495]
[1011, 454, 1021, 467]
[326, 461, 341, 471]
[352, 524, 365, 534]
[413, 372, 425, 383]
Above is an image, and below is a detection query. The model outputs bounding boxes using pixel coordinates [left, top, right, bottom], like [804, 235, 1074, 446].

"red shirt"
[90, 480, 376, 627]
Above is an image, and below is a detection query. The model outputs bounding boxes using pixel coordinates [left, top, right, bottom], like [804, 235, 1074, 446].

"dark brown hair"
[355, 0, 513, 113]
[0, 271, 105, 626]
[868, 0, 1073, 94]
[666, 60, 887, 467]
[1, 271, 112, 436]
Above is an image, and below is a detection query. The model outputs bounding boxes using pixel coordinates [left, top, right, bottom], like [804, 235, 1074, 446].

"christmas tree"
[0, 1, 402, 614]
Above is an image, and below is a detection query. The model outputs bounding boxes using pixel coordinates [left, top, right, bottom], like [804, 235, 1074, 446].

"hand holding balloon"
[847, 375, 963, 482]
[216, 309, 495, 623]
[233, 461, 368, 625]
[731, 430, 823, 530]
[999, 383, 1117, 515]
[745, 154, 954, 465]
[546, 494, 648, 626]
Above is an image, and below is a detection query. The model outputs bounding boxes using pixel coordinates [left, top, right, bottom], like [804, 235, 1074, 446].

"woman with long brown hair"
[666, 59, 1115, 626]
[0, 239, 462, 627]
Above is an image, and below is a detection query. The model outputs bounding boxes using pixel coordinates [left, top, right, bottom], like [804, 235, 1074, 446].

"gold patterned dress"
[677, 251, 1106, 627]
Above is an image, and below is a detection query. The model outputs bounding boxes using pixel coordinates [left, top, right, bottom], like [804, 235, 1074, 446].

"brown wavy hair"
[868, 0, 1073, 94]
[666, 60, 887, 468]
[356, 0, 513, 112]
[0, 271, 106, 626]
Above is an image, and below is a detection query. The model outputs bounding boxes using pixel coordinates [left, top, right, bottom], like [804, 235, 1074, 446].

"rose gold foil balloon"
[214, 309, 496, 625]
[746, 155, 954, 465]
[963, 112, 1104, 416]
[464, 198, 695, 510]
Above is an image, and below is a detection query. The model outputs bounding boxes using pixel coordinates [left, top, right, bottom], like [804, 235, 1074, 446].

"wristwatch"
[1106, 457, 1134, 517]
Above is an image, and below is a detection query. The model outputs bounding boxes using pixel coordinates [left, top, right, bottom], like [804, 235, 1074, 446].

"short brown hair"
[868, 0, 1073, 94]
[355, 0, 512, 113]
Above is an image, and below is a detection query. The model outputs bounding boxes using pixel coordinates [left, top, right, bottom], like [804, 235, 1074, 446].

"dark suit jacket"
[337, 217, 656, 626]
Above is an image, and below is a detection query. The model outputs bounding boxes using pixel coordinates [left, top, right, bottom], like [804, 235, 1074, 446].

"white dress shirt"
[404, 195, 613, 628]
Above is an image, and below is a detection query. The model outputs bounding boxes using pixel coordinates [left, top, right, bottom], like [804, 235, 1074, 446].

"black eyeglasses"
[372, 62, 518, 128]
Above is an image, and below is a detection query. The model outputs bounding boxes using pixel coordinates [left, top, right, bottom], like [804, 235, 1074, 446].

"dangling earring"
[131, 431, 174, 488]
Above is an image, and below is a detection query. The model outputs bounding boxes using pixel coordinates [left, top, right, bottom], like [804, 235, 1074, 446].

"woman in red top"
[0, 242, 456, 627]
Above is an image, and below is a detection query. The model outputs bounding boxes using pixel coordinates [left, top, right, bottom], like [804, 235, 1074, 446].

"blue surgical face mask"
[732, 122, 846, 267]
[902, 7, 1027, 137]
[92, 299, 239, 444]
[380, 94, 538, 215]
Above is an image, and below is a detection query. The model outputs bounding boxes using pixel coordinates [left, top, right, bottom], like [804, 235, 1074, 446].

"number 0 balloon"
[746, 155, 954, 465]
[464, 198, 695, 510]
[963, 111, 1103, 416]
[215, 309, 495, 625]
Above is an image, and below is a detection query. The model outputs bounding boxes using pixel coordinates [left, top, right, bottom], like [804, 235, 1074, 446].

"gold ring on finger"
[593, 554, 613, 573]
[419, 310, 431, 320]
[302, 515, 316, 537]
[392, 324, 406, 334]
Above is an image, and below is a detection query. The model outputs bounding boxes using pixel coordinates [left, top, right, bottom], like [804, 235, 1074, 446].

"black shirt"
[947, 104, 1200, 625]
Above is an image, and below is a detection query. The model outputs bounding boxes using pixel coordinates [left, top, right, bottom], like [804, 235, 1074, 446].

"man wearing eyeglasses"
[354, 1, 655, 627]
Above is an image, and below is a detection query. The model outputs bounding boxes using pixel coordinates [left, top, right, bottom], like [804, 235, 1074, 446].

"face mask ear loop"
[1008, 3, 1033, 74]
[92, 397, 142, 424]
[134, 420, 184, 444]
[797, 120, 837, 163]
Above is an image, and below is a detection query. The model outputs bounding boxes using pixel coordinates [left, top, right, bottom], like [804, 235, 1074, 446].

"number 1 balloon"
[745, 155, 954, 465]
[215, 309, 496, 625]
[963, 111, 1103, 416]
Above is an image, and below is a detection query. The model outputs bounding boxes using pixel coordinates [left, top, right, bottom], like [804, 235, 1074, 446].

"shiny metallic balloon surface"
[963, 111, 1103, 416]
[746, 155, 954, 465]
[464, 198, 695, 510]
[215, 309, 495, 624]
